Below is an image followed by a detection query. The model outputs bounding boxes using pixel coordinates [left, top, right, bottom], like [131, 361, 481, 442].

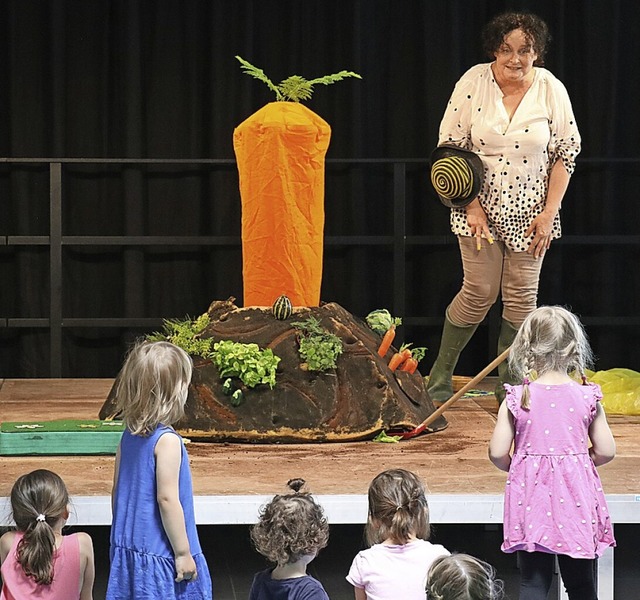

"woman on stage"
[427, 11, 581, 403]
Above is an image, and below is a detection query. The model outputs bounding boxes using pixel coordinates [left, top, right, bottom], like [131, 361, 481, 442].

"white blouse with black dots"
[439, 63, 581, 252]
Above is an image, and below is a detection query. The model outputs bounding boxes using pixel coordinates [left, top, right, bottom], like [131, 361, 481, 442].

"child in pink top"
[490, 306, 616, 600]
[346, 469, 449, 600]
[0, 469, 95, 599]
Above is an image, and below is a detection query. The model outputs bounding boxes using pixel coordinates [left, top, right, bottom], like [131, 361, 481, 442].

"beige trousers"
[447, 236, 545, 327]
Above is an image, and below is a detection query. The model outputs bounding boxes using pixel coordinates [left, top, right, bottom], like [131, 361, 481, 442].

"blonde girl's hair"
[250, 478, 329, 566]
[365, 469, 430, 546]
[508, 306, 594, 409]
[426, 553, 505, 600]
[113, 340, 193, 435]
[10, 469, 70, 585]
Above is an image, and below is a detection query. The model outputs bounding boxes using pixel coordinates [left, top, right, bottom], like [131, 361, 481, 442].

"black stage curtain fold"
[1, 0, 638, 377]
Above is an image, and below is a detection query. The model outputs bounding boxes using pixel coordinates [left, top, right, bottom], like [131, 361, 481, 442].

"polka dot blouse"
[438, 63, 581, 252]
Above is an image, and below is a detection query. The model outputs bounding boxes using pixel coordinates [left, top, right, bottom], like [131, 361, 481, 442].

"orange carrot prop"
[389, 344, 412, 371]
[234, 103, 329, 307]
[234, 57, 360, 307]
[366, 309, 402, 357]
[378, 325, 397, 357]
[401, 357, 417, 373]
[400, 347, 427, 374]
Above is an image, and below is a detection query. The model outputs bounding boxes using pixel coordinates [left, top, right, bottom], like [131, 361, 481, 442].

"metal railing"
[1, 157, 639, 376]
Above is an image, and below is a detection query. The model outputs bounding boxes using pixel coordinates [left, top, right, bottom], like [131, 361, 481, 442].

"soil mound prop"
[99, 299, 447, 442]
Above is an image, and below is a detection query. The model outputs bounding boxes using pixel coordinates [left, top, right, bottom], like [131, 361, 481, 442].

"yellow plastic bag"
[585, 368, 640, 415]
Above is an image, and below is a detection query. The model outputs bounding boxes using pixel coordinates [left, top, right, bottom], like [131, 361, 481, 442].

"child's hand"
[175, 554, 198, 583]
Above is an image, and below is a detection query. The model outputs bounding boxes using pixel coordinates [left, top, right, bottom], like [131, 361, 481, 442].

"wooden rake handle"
[400, 346, 512, 439]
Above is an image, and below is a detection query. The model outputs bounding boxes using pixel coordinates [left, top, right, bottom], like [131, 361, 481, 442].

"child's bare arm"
[489, 401, 515, 472]
[589, 402, 616, 467]
[0, 531, 15, 564]
[155, 432, 198, 582]
[78, 532, 95, 600]
[353, 586, 367, 600]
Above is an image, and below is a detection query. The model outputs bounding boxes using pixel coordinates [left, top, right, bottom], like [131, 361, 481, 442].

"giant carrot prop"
[233, 57, 360, 307]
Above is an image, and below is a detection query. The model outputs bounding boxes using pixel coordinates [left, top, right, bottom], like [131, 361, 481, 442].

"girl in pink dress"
[489, 306, 616, 600]
[346, 469, 449, 600]
[0, 469, 95, 600]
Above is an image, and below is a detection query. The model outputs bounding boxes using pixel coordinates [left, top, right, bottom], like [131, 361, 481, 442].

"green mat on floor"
[0, 419, 124, 455]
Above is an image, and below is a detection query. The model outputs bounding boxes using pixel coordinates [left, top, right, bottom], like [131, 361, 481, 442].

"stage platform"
[1, 378, 639, 599]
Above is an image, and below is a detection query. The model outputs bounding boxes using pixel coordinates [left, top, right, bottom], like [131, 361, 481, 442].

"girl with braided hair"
[346, 469, 449, 600]
[249, 478, 330, 600]
[0, 469, 95, 599]
[489, 305, 616, 600]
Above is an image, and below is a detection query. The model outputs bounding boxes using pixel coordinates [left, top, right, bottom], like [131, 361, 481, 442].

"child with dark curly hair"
[249, 478, 330, 600]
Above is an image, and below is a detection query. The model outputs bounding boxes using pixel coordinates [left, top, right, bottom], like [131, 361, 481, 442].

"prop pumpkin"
[233, 57, 360, 307]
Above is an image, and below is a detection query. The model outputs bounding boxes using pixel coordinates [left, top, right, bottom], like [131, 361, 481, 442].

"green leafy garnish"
[147, 314, 281, 390]
[409, 347, 428, 362]
[236, 56, 361, 103]
[147, 314, 215, 357]
[211, 340, 280, 389]
[365, 309, 402, 335]
[372, 430, 402, 443]
[292, 316, 343, 371]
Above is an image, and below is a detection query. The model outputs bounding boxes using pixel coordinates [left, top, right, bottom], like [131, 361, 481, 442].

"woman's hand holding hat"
[465, 199, 494, 250]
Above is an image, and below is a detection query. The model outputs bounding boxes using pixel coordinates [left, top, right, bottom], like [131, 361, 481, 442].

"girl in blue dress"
[106, 341, 212, 599]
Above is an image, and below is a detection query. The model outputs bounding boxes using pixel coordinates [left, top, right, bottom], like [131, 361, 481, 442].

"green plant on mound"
[236, 56, 361, 103]
[148, 314, 280, 389]
[147, 313, 215, 358]
[292, 316, 343, 371]
[211, 340, 280, 389]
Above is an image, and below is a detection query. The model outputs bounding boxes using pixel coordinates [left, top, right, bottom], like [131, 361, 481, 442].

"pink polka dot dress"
[501, 381, 615, 559]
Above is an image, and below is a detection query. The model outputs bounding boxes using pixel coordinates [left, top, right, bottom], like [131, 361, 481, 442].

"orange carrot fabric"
[233, 102, 331, 307]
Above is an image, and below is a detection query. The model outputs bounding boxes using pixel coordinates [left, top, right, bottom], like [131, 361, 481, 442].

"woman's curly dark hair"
[482, 12, 550, 66]
[250, 479, 329, 566]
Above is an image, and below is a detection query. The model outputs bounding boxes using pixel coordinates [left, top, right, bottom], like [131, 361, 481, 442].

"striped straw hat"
[430, 145, 485, 208]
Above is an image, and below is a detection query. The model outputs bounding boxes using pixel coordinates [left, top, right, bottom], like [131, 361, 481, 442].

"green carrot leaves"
[236, 56, 361, 103]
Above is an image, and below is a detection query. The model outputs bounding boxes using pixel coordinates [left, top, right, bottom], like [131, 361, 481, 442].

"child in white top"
[489, 305, 616, 600]
[347, 469, 449, 600]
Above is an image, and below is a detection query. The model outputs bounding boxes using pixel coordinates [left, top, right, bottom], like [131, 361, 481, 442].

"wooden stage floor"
[2, 378, 639, 501]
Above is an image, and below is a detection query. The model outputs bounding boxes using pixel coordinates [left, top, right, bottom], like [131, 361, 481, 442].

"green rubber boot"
[495, 318, 520, 403]
[427, 313, 479, 404]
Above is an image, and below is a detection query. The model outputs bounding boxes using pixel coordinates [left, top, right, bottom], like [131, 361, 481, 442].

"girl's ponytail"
[9, 470, 69, 585]
[17, 516, 57, 584]
[365, 469, 430, 546]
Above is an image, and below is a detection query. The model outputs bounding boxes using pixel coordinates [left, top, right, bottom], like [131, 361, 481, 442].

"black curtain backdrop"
[1, 0, 639, 377]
